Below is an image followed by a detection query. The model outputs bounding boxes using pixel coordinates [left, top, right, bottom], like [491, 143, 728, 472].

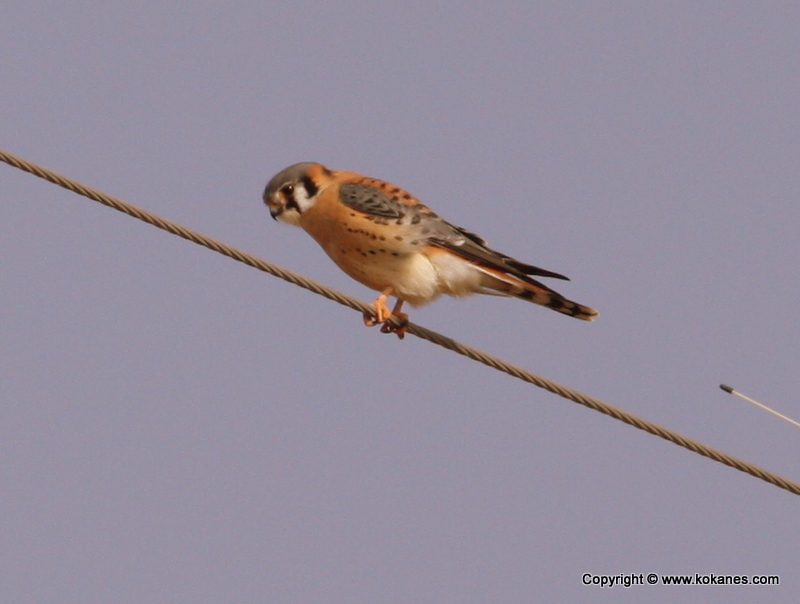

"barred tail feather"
[514, 284, 599, 321]
[475, 266, 598, 321]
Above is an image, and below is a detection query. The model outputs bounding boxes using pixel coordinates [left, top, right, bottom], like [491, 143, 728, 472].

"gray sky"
[2, 2, 798, 602]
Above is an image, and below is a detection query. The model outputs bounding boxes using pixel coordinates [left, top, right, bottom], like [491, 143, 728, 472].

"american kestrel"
[263, 162, 598, 337]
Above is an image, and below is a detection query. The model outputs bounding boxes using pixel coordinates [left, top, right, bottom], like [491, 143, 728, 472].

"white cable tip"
[720, 384, 800, 430]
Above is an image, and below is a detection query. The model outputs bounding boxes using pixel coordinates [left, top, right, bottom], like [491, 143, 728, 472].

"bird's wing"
[337, 180, 570, 285]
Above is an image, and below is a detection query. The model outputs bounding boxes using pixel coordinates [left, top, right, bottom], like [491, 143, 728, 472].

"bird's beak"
[266, 197, 283, 220]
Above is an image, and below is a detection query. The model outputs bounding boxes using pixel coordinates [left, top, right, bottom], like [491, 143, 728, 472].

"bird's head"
[263, 162, 333, 226]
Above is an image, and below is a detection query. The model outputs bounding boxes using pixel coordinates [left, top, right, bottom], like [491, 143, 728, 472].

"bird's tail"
[512, 282, 599, 321]
[476, 267, 598, 321]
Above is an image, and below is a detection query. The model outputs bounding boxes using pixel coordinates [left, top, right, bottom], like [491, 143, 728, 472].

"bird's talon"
[380, 324, 406, 339]
[380, 313, 408, 339]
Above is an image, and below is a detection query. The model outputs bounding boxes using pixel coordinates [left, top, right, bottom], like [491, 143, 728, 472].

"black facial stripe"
[301, 175, 318, 198]
[284, 191, 301, 213]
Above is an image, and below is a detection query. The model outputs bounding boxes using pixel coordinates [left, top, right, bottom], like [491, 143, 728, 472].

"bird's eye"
[281, 184, 294, 197]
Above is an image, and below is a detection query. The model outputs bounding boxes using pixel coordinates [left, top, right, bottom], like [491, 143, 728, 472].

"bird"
[263, 162, 597, 338]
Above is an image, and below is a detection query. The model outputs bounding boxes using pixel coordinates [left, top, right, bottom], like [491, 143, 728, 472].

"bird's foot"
[380, 312, 408, 339]
[363, 288, 394, 327]
[363, 290, 407, 339]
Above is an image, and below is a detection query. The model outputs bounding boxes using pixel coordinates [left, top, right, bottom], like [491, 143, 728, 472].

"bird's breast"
[298, 199, 444, 304]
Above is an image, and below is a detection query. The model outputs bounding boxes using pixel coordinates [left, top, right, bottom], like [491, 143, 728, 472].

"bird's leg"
[363, 287, 394, 327]
[380, 298, 409, 339]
